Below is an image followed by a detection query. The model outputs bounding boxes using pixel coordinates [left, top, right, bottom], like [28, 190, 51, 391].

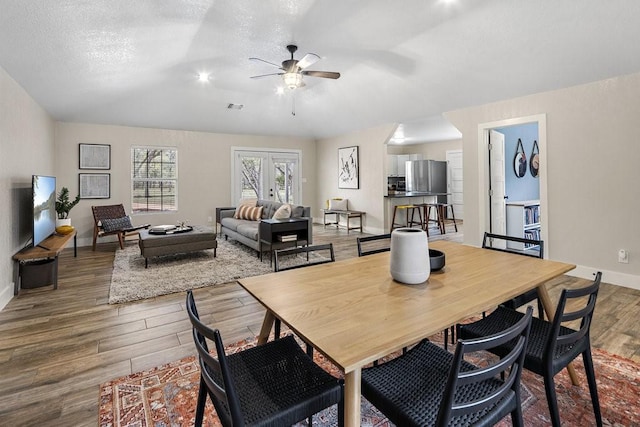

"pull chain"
[291, 93, 296, 116]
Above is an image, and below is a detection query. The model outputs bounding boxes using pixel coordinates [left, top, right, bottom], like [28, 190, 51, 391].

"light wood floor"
[1, 224, 639, 426]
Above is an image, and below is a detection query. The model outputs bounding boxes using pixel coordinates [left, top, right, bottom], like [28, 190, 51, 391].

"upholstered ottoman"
[138, 225, 217, 268]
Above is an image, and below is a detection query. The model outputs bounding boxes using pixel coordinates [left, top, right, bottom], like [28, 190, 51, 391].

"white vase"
[56, 218, 71, 227]
[390, 227, 430, 284]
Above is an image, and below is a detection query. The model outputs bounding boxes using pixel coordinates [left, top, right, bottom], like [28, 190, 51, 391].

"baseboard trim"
[0, 283, 14, 311]
[568, 265, 640, 291]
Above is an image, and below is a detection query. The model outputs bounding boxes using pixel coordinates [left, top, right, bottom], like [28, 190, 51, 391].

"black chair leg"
[511, 399, 524, 427]
[443, 328, 449, 350]
[274, 319, 281, 339]
[583, 348, 603, 426]
[306, 343, 314, 358]
[543, 374, 561, 427]
[338, 393, 345, 427]
[195, 376, 207, 426]
[537, 298, 545, 320]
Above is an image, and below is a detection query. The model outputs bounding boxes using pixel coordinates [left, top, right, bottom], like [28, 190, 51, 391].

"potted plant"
[55, 187, 81, 226]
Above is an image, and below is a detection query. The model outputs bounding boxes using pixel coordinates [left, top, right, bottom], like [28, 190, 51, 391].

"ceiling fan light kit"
[283, 72, 303, 89]
[250, 44, 340, 92]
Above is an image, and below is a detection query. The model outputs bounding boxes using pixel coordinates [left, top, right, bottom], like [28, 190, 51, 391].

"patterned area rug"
[99, 332, 640, 426]
[109, 239, 274, 304]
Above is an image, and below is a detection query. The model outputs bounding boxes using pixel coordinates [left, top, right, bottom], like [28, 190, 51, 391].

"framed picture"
[79, 173, 110, 199]
[79, 143, 111, 170]
[338, 146, 359, 189]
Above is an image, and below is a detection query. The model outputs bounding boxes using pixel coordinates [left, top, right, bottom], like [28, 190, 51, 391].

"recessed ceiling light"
[227, 103, 244, 110]
[197, 72, 210, 83]
[276, 87, 285, 95]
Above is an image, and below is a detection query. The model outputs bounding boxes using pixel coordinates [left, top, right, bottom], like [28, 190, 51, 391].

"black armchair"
[362, 307, 533, 426]
[458, 272, 603, 427]
[186, 290, 344, 426]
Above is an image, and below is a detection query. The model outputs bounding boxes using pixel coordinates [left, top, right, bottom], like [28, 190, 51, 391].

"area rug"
[98, 333, 640, 426]
[109, 239, 274, 304]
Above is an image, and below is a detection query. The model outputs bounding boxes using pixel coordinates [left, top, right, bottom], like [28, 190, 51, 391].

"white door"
[232, 149, 301, 204]
[489, 130, 507, 247]
[446, 150, 463, 220]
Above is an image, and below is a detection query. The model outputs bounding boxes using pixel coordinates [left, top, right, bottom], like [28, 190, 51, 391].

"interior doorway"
[478, 114, 548, 255]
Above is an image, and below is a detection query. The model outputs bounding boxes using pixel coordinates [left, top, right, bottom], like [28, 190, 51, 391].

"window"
[131, 147, 177, 213]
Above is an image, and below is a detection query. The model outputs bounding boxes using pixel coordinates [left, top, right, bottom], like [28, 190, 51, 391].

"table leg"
[536, 283, 580, 386]
[257, 311, 276, 345]
[344, 368, 361, 427]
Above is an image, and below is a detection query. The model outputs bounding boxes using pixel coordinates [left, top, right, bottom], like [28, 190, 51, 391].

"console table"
[13, 231, 77, 294]
[259, 218, 310, 265]
[322, 209, 365, 233]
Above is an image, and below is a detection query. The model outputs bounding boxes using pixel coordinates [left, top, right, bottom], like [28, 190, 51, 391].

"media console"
[13, 231, 77, 294]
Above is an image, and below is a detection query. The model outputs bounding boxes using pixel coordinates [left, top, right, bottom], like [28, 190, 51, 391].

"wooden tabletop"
[13, 231, 77, 261]
[238, 240, 576, 426]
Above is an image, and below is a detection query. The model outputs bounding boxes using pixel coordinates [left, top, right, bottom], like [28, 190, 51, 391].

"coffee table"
[138, 225, 217, 268]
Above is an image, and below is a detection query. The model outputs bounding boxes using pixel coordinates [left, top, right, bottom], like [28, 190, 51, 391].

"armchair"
[92, 204, 150, 250]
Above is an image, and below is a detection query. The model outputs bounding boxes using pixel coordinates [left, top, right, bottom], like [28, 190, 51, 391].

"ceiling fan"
[250, 44, 340, 90]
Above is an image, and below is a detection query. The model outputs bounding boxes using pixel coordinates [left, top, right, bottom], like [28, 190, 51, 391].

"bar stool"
[437, 203, 458, 233]
[391, 205, 423, 231]
[422, 203, 443, 234]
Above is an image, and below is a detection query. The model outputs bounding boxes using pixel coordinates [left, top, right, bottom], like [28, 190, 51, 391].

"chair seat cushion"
[459, 306, 584, 374]
[219, 335, 343, 425]
[102, 216, 132, 232]
[362, 339, 514, 427]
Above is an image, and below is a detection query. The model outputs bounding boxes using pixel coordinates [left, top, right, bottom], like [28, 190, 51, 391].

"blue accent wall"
[496, 123, 539, 201]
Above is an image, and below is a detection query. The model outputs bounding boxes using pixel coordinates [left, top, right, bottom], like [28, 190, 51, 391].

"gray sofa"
[219, 200, 312, 254]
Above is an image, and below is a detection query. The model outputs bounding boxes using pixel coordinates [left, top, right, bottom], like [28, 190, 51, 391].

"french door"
[232, 149, 301, 205]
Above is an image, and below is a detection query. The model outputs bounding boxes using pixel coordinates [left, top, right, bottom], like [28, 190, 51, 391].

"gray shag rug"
[109, 238, 273, 304]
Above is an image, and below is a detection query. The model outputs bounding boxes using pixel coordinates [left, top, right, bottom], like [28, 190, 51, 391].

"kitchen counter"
[385, 191, 449, 198]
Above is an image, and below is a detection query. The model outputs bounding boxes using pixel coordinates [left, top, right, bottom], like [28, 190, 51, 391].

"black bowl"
[429, 249, 445, 271]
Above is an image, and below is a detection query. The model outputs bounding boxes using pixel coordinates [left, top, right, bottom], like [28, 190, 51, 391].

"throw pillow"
[272, 204, 292, 219]
[237, 198, 257, 208]
[234, 205, 263, 221]
[329, 198, 348, 211]
[102, 216, 133, 232]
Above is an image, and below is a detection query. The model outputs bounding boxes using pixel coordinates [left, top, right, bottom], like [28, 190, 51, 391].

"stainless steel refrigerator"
[405, 160, 447, 203]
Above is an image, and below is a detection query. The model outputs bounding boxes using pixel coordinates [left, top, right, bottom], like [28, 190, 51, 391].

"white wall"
[446, 72, 640, 289]
[54, 122, 318, 247]
[0, 65, 55, 309]
[388, 139, 462, 161]
[317, 124, 396, 234]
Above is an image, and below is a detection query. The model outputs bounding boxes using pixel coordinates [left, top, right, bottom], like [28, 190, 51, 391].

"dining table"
[237, 240, 576, 427]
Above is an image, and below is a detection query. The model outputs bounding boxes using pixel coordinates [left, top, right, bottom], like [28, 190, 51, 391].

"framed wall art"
[79, 173, 110, 199]
[338, 146, 359, 189]
[79, 143, 111, 170]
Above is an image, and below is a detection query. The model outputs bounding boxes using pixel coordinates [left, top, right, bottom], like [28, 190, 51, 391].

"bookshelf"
[505, 200, 540, 251]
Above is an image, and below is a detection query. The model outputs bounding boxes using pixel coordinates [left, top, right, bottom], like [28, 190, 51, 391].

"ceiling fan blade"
[296, 53, 321, 70]
[249, 57, 284, 69]
[302, 70, 341, 79]
[250, 72, 284, 79]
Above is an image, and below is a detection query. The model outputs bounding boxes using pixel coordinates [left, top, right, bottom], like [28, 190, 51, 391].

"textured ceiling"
[2, 0, 640, 142]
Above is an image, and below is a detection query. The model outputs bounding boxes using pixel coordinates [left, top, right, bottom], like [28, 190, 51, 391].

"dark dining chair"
[356, 233, 391, 256]
[483, 232, 545, 319]
[458, 272, 603, 427]
[273, 243, 335, 272]
[186, 290, 344, 427]
[272, 243, 336, 355]
[362, 307, 533, 426]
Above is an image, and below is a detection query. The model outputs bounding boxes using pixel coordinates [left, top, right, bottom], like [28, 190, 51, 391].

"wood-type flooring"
[1, 224, 639, 426]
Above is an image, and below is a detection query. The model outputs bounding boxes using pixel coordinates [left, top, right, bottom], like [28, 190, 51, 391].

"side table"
[322, 209, 365, 233]
[259, 218, 310, 265]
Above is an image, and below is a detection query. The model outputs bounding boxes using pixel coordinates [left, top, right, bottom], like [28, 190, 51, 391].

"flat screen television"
[32, 175, 56, 248]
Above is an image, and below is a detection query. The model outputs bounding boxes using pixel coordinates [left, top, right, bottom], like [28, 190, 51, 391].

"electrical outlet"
[618, 249, 629, 264]
[207, 216, 213, 223]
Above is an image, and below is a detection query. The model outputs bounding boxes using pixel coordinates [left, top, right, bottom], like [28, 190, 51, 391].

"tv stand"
[13, 231, 77, 294]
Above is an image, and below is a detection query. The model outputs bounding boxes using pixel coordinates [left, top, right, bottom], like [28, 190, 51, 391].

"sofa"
[218, 199, 312, 254]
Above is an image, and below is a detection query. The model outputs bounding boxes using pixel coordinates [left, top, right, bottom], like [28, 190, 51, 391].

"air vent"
[227, 103, 244, 110]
